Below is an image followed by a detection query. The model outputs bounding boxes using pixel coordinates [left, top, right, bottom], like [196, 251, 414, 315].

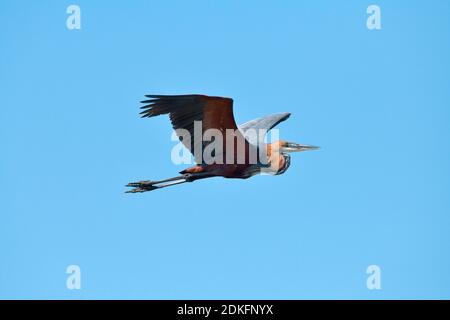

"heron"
[126, 94, 319, 193]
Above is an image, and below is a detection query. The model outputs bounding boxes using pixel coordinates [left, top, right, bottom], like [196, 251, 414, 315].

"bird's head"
[266, 140, 319, 175]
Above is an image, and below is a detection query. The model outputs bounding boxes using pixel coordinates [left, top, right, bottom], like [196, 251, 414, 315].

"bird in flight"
[126, 94, 319, 193]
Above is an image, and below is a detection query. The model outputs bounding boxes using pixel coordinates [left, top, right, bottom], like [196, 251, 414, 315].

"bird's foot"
[125, 175, 192, 193]
[126, 180, 154, 188]
[125, 180, 158, 193]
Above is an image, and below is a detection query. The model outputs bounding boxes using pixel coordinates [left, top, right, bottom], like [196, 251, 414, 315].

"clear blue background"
[1, 0, 449, 299]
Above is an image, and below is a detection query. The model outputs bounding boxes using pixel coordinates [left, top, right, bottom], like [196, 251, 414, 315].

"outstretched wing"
[238, 112, 291, 145]
[140, 94, 250, 164]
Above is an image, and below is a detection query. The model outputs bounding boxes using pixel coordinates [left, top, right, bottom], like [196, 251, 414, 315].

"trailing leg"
[125, 172, 213, 193]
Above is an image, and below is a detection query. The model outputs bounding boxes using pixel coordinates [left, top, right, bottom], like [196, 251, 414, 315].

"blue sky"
[1, 0, 449, 299]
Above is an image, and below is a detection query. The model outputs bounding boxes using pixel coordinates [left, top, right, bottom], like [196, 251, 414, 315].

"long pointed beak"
[282, 142, 320, 153]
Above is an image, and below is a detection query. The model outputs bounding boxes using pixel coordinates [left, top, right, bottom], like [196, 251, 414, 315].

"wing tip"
[274, 112, 291, 121]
